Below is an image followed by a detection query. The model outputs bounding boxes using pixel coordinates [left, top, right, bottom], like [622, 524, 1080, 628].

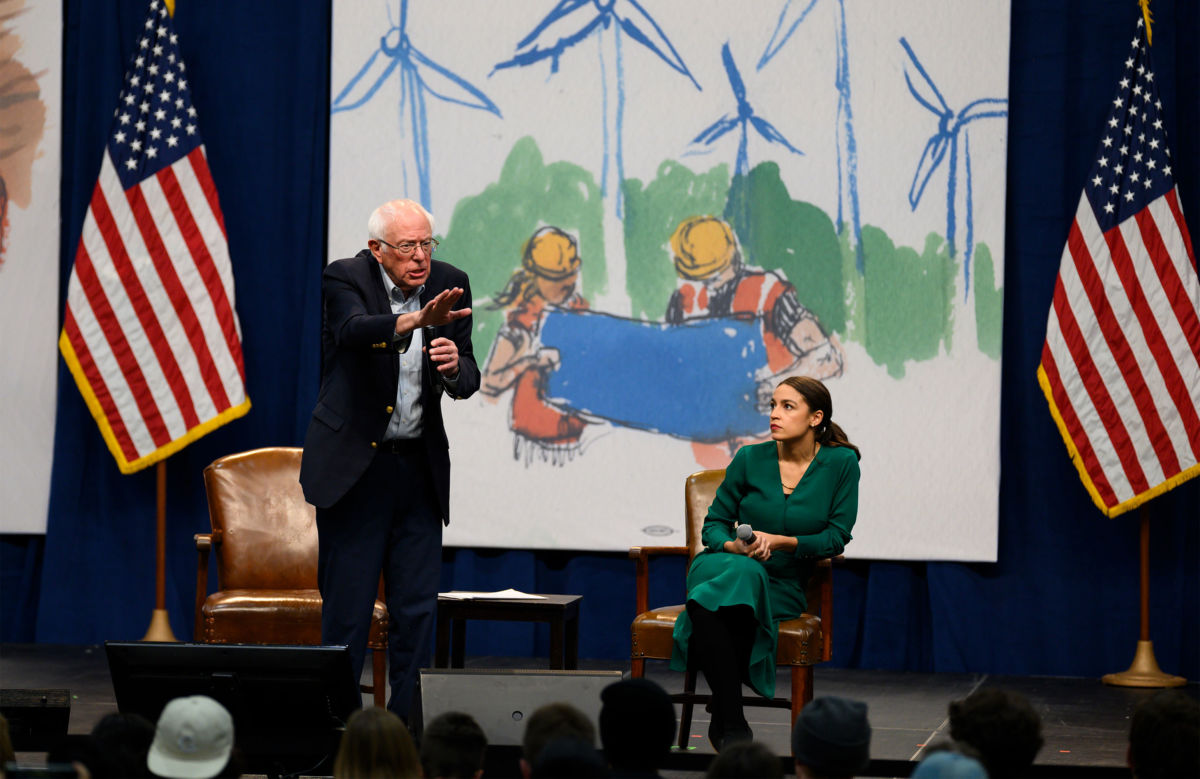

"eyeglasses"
[377, 238, 438, 256]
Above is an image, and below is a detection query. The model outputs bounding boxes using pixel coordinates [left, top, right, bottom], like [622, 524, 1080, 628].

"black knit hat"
[791, 696, 871, 775]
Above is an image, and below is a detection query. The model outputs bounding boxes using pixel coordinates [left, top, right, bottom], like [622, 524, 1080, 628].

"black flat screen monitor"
[104, 642, 361, 777]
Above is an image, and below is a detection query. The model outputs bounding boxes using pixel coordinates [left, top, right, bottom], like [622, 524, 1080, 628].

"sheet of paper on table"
[439, 589, 547, 600]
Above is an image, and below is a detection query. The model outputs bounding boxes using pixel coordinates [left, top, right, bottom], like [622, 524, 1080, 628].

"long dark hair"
[334, 706, 421, 779]
[778, 376, 861, 461]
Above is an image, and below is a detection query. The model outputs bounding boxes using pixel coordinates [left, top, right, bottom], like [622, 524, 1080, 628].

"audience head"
[948, 688, 1043, 779]
[333, 705, 421, 779]
[598, 678, 675, 772]
[530, 736, 609, 778]
[1127, 689, 1200, 779]
[90, 712, 156, 778]
[421, 711, 488, 779]
[911, 750, 988, 779]
[521, 702, 596, 779]
[791, 696, 871, 779]
[706, 740, 782, 778]
[146, 696, 235, 779]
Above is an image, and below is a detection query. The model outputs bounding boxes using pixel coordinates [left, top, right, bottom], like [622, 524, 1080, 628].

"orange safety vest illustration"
[672, 269, 794, 372]
[506, 294, 589, 444]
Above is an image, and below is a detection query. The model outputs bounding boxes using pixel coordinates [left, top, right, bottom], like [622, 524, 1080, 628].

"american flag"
[59, 0, 249, 474]
[1038, 16, 1200, 518]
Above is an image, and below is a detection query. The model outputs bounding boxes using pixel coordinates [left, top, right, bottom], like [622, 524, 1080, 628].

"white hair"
[367, 199, 436, 241]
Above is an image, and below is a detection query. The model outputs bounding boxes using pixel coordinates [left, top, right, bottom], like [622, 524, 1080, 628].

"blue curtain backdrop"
[2, 0, 1196, 681]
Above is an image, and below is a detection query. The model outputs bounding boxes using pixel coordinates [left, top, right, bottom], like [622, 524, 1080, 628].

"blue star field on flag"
[1086, 18, 1175, 232]
[109, 0, 202, 190]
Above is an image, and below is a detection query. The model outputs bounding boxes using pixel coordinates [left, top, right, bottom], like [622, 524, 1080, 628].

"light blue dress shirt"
[378, 266, 459, 441]
[381, 268, 425, 440]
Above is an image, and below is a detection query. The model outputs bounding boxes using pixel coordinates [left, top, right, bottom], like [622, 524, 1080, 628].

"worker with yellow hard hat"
[665, 215, 845, 467]
[670, 215, 740, 281]
[491, 226, 583, 309]
[481, 226, 590, 463]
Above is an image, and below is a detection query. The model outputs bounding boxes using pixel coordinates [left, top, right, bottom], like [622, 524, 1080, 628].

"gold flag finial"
[1139, 0, 1153, 46]
[164, 0, 174, 17]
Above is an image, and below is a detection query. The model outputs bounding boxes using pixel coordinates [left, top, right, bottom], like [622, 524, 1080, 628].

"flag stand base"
[1101, 640, 1186, 688]
[140, 608, 179, 643]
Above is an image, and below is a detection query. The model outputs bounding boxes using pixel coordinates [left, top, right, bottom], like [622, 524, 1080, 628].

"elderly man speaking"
[300, 198, 479, 721]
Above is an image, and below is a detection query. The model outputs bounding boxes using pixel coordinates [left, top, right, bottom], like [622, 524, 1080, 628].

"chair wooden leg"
[790, 665, 814, 727]
[373, 577, 388, 708]
[677, 669, 697, 750]
[631, 658, 645, 678]
[372, 649, 387, 709]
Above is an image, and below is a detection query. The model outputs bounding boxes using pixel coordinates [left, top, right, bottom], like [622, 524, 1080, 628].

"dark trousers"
[316, 439, 442, 719]
[686, 601, 756, 732]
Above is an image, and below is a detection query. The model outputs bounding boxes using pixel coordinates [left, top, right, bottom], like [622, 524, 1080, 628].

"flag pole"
[1101, 504, 1185, 687]
[60, 0, 247, 643]
[141, 1, 185, 644]
[141, 460, 179, 642]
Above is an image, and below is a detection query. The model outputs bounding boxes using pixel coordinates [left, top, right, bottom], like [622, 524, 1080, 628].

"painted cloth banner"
[1038, 16, 1200, 518]
[59, 0, 249, 475]
[0, 0, 61, 533]
[329, 0, 1010, 560]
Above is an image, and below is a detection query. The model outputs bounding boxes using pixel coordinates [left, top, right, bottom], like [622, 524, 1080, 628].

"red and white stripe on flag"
[1037, 16, 1200, 517]
[59, 0, 249, 474]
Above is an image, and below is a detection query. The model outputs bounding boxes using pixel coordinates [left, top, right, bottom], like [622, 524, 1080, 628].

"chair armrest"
[628, 546, 689, 559]
[629, 545, 688, 616]
[193, 531, 222, 641]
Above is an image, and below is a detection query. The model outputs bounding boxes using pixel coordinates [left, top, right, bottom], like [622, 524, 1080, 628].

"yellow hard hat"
[671, 216, 736, 280]
[523, 226, 581, 281]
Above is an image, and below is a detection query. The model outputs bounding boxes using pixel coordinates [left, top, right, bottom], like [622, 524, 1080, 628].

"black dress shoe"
[707, 714, 725, 751]
[709, 717, 753, 752]
[721, 725, 753, 748]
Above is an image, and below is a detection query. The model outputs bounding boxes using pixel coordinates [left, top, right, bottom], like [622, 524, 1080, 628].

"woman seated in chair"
[670, 376, 861, 750]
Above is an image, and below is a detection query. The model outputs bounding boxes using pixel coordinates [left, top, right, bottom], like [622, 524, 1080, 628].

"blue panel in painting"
[541, 310, 768, 441]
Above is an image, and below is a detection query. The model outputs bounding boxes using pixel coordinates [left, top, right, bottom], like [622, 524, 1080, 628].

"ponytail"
[490, 268, 538, 309]
[818, 419, 860, 461]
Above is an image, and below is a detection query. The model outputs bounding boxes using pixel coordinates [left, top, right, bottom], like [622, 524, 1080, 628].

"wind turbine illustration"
[690, 42, 804, 230]
[900, 36, 1007, 296]
[331, 0, 501, 208]
[493, 0, 700, 312]
[757, 0, 864, 272]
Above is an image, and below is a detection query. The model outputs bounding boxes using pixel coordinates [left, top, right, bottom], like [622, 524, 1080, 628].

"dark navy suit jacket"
[299, 249, 479, 520]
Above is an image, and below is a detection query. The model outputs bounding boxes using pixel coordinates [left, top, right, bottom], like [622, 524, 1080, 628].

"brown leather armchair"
[629, 468, 835, 748]
[194, 447, 388, 707]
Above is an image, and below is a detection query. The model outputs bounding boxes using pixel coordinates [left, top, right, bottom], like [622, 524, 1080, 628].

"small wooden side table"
[434, 594, 583, 669]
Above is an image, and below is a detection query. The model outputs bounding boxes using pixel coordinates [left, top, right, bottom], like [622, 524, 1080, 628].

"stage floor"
[2, 644, 1193, 777]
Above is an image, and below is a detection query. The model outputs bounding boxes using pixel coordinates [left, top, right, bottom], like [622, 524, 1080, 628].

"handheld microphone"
[736, 524, 756, 545]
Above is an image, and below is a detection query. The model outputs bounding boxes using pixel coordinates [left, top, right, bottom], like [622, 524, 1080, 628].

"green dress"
[670, 440, 860, 697]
